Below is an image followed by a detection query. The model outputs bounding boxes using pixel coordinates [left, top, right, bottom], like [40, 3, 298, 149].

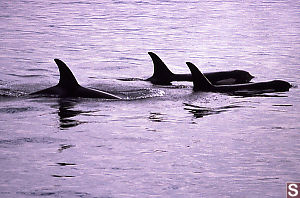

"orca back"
[55, 59, 80, 89]
[147, 52, 174, 84]
[186, 62, 291, 94]
[30, 59, 121, 99]
[186, 62, 214, 91]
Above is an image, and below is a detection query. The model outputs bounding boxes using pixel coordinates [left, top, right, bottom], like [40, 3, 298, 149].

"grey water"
[0, 0, 300, 197]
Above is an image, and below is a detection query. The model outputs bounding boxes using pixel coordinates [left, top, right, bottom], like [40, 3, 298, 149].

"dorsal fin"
[54, 59, 80, 88]
[147, 52, 174, 84]
[186, 62, 214, 91]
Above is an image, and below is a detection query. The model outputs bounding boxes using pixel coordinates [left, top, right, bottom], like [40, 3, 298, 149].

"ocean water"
[0, 0, 300, 197]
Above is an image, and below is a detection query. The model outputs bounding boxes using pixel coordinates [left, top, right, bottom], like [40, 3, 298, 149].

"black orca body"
[30, 59, 121, 99]
[186, 62, 292, 94]
[146, 52, 254, 85]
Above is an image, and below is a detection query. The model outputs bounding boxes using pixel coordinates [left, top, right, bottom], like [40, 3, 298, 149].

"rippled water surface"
[0, 0, 300, 197]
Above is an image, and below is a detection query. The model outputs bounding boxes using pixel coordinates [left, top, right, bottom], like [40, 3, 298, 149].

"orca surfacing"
[30, 59, 121, 99]
[146, 52, 254, 85]
[186, 62, 292, 94]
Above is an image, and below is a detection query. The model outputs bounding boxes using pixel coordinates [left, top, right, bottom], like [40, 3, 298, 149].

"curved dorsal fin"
[147, 52, 174, 84]
[186, 62, 214, 91]
[54, 59, 80, 88]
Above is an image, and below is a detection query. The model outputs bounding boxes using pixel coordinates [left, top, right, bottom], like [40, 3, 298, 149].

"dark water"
[0, 0, 300, 197]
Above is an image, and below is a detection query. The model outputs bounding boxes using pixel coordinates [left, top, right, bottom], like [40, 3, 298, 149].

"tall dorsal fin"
[54, 59, 80, 88]
[147, 52, 174, 84]
[186, 62, 214, 91]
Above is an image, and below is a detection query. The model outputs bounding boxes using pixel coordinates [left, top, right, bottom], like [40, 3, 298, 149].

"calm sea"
[0, 0, 299, 197]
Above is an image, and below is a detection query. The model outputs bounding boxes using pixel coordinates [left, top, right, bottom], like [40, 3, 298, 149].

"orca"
[146, 52, 254, 85]
[186, 62, 292, 94]
[30, 59, 121, 99]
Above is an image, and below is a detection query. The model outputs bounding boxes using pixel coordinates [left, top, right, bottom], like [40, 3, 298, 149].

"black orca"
[186, 62, 292, 94]
[30, 59, 121, 99]
[146, 52, 254, 85]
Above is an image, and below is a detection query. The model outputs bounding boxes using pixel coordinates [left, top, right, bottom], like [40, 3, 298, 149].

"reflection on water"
[56, 162, 76, 166]
[52, 99, 84, 130]
[57, 144, 76, 153]
[148, 112, 165, 122]
[184, 103, 240, 118]
[51, 175, 75, 178]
